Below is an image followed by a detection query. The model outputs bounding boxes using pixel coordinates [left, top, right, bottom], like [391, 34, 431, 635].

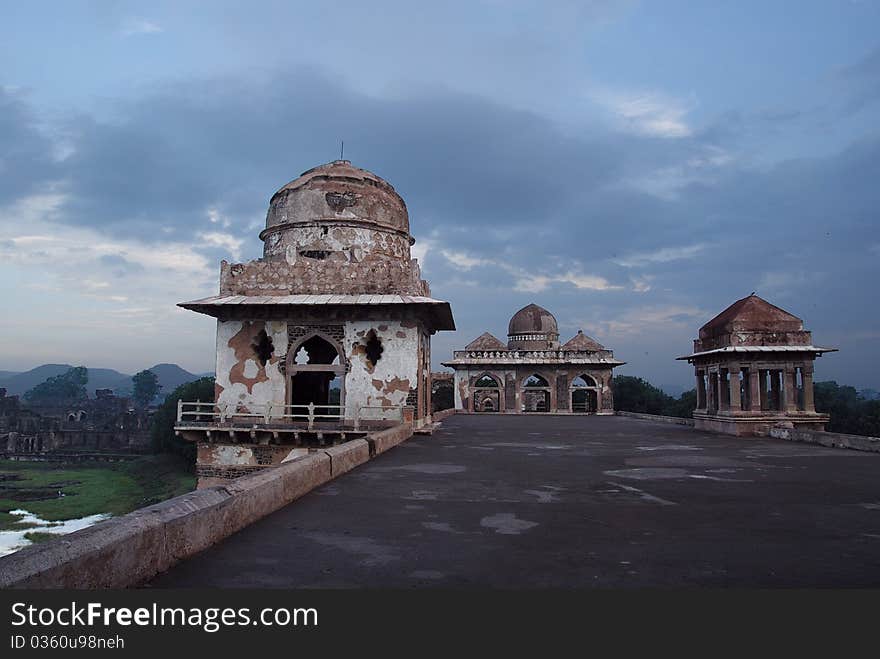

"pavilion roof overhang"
[178, 294, 455, 330]
[676, 345, 838, 362]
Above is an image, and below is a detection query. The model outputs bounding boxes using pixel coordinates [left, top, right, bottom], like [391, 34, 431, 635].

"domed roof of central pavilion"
[264, 160, 410, 235]
[508, 303, 559, 337]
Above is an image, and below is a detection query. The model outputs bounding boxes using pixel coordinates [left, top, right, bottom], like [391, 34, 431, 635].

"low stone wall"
[432, 408, 459, 422]
[616, 410, 880, 454]
[768, 426, 880, 453]
[615, 411, 695, 426]
[0, 425, 412, 589]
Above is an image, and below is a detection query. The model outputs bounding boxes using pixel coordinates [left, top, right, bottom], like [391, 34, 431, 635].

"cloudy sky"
[1, 1, 878, 391]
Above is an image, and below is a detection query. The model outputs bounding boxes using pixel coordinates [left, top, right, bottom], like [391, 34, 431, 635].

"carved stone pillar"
[505, 373, 517, 414]
[802, 364, 815, 412]
[729, 364, 741, 411]
[707, 371, 717, 412]
[696, 369, 706, 410]
[719, 368, 730, 411]
[784, 366, 797, 412]
[770, 369, 782, 411]
[748, 368, 761, 412]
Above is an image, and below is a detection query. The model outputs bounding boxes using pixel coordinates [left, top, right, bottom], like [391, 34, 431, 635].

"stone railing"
[450, 349, 616, 361]
[176, 401, 404, 431]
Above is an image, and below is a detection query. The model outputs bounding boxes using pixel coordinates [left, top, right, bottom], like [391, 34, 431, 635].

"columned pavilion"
[678, 294, 836, 436]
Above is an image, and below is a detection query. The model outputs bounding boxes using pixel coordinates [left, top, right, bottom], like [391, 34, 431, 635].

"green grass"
[0, 455, 196, 531]
[23, 531, 58, 544]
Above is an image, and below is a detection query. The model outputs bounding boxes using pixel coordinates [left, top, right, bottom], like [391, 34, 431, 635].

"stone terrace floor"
[148, 414, 880, 588]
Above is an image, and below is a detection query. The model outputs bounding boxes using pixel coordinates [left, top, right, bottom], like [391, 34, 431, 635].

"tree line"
[612, 375, 880, 437]
[23, 366, 163, 407]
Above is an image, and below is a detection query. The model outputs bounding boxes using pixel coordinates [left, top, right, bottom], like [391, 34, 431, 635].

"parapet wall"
[0, 424, 413, 589]
[616, 410, 880, 454]
[615, 411, 695, 426]
[431, 408, 459, 422]
[768, 426, 880, 453]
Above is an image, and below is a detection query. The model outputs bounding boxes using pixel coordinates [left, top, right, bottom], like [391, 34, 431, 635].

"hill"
[145, 364, 210, 398]
[0, 364, 206, 400]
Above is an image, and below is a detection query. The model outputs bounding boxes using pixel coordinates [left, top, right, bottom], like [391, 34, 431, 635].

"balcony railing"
[450, 349, 616, 361]
[176, 401, 404, 431]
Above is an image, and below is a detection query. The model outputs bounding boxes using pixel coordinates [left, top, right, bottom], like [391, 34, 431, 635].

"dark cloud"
[9, 72, 697, 243]
[2, 69, 878, 388]
[0, 88, 61, 204]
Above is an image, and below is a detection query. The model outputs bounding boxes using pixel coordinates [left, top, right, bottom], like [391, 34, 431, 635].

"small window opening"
[299, 250, 333, 260]
[252, 329, 274, 366]
[475, 375, 499, 388]
[365, 330, 384, 367]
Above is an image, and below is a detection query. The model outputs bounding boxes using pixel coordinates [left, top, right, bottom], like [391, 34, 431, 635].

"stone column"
[748, 368, 761, 412]
[770, 369, 782, 411]
[802, 364, 815, 412]
[784, 366, 797, 412]
[696, 370, 706, 410]
[758, 369, 768, 410]
[505, 372, 516, 413]
[707, 371, 716, 412]
[729, 364, 741, 411]
[719, 369, 730, 411]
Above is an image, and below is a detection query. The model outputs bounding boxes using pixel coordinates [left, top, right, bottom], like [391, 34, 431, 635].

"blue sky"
[1, 1, 878, 391]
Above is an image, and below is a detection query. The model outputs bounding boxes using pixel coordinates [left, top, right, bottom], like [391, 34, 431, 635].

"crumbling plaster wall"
[221, 223, 428, 298]
[214, 320, 288, 415]
[264, 225, 410, 263]
[454, 368, 468, 410]
[220, 254, 427, 297]
[343, 320, 419, 421]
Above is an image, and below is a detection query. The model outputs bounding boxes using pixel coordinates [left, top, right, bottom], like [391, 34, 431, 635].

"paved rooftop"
[149, 415, 880, 588]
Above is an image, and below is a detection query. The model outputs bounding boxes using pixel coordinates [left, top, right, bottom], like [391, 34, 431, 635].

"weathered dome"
[507, 304, 559, 350]
[699, 294, 804, 339]
[261, 160, 410, 239]
[508, 303, 558, 336]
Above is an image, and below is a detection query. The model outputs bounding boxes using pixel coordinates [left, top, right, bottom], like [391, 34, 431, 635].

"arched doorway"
[286, 335, 346, 419]
[570, 374, 600, 414]
[522, 374, 551, 412]
[472, 373, 502, 413]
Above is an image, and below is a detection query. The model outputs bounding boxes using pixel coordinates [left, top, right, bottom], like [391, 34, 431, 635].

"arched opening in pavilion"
[473, 373, 502, 413]
[287, 335, 345, 418]
[522, 374, 550, 412]
[570, 374, 600, 414]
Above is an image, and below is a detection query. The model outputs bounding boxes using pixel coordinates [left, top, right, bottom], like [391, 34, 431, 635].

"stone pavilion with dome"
[677, 294, 836, 436]
[442, 304, 624, 414]
[175, 160, 454, 485]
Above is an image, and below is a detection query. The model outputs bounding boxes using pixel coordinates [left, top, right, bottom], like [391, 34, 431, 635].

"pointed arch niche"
[570, 374, 601, 414]
[471, 372, 503, 413]
[285, 333, 347, 417]
[522, 373, 550, 413]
